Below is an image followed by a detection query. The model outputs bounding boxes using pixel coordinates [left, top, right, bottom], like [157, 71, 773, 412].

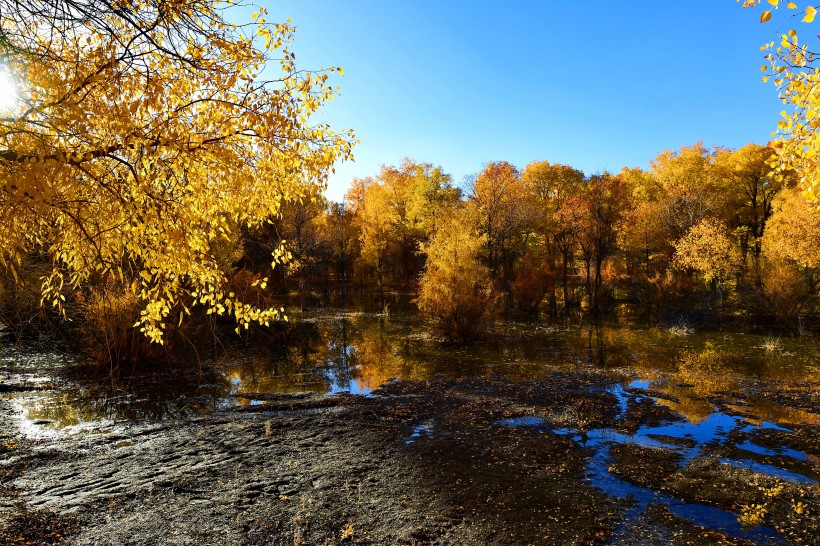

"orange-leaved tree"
[0, 0, 354, 342]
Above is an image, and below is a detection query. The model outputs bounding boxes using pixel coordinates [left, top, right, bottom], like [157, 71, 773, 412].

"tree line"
[236, 143, 817, 338]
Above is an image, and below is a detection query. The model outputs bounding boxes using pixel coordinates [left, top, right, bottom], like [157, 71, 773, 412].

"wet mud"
[1, 366, 819, 545]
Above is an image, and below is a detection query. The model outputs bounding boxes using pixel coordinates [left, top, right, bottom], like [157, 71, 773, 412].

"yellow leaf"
[804, 5, 817, 21]
[761, 10, 773, 22]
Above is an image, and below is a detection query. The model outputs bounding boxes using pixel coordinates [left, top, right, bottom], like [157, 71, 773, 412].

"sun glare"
[0, 68, 19, 113]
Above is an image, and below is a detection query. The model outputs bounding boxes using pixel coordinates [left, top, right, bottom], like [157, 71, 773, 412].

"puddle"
[668, 502, 780, 543]
[628, 379, 650, 390]
[585, 443, 781, 543]
[327, 378, 371, 396]
[405, 419, 434, 444]
[495, 416, 547, 428]
[497, 379, 815, 542]
[735, 440, 809, 462]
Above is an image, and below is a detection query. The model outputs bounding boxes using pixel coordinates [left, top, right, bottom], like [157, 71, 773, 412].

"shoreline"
[1, 369, 819, 545]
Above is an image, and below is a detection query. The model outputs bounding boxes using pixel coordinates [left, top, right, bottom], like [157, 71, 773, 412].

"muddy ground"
[1, 370, 819, 545]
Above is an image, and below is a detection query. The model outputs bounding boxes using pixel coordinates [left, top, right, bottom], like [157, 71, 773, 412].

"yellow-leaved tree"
[762, 187, 820, 269]
[742, 0, 820, 207]
[673, 218, 741, 286]
[417, 209, 496, 340]
[0, 0, 354, 342]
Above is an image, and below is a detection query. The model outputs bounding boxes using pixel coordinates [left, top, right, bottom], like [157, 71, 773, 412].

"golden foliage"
[650, 142, 725, 236]
[350, 160, 458, 283]
[676, 348, 739, 400]
[762, 187, 820, 268]
[617, 200, 671, 270]
[750, 258, 814, 318]
[673, 218, 741, 283]
[0, 1, 354, 342]
[467, 161, 538, 274]
[742, 0, 820, 206]
[417, 210, 497, 339]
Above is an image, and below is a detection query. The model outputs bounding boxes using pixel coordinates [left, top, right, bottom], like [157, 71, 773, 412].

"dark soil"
[608, 444, 683, 488]
[1, 370, 819, 545]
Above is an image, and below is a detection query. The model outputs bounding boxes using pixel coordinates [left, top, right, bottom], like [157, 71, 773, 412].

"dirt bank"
[1, 371, 818, 545]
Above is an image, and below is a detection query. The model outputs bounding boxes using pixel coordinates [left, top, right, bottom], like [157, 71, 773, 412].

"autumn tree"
[743, 1, 820, 208]
[762, 187, 820, 270]
[715, 143, 794, 261]
[416, 209, 496, 340]
[351, 160, 458, 288]
[375, 159, 460, 280]
[673, 218, 741, 295]
[519, 161, 585, 314]
[351, 177, 395, 288]
[0, 1, 354, 342]
[467, 161, 539, 303]
[553, 194, 587, 312]
[269, 195, 332, 309]
[650, 143, 725, 237]
[618, 200, 668, 271]
[321, 201, 361, 294]
[577, 173, 630, 313]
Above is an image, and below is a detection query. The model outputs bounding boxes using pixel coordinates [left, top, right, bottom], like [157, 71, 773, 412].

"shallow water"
[1, 310, 819, 542]
[2, 311, 818, 430]
[502, 379, 811, 542]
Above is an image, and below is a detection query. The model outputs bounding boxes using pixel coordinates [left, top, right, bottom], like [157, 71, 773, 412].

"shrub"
[76, 283, 165, 367]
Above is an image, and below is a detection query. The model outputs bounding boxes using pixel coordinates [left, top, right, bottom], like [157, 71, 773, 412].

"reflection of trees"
[659, 349, 737, 423]
[23, 392, 81, 427]
[610, 341, 820, 425]
[21, 379, 214, 425]
[353, 318, 411, 390]
[676, 349, 739, 398]
[561, 326, 645, 369]
[221, 321, 330, 396]
[323, 316, 359, 391]
[651, 386, 715, 424]
[218, 311, 820, 408]
[732, 396, 820, 427]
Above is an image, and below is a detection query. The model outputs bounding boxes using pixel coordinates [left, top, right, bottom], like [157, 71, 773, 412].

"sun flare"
[0, 68, 18, 113]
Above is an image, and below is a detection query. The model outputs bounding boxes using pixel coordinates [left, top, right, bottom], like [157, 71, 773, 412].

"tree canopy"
[0, 0, 354, 342]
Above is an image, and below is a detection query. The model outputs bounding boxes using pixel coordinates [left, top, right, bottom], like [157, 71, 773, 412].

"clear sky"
[264, 1, 785, 201]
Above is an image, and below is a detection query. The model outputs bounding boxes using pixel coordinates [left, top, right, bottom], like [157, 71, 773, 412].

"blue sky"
[264, 1, 785, 201]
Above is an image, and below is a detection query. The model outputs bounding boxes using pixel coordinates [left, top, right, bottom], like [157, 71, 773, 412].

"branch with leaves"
[0, 0, 355, 342]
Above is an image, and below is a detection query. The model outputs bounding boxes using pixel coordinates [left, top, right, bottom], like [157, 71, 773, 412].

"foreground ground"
[1, 368, 819, 545]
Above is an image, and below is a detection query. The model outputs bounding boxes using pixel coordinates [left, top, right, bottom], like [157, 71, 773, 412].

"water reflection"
[1, 312, 819, 430]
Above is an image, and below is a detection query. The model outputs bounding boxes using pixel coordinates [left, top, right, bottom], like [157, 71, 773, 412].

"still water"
[1, 309, 818, 429]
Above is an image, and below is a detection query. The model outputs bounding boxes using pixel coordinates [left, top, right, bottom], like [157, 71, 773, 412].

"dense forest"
[2, 141, 818, 360]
